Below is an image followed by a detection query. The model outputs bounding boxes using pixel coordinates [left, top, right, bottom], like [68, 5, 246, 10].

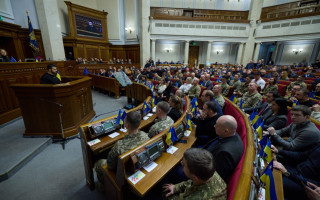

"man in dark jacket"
[40, 64, 61, 84]
[205, 115, 244, 183]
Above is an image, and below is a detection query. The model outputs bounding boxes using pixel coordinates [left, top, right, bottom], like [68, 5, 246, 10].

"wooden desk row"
[88, 74, 121, 99]
[103, 97, 192, 199]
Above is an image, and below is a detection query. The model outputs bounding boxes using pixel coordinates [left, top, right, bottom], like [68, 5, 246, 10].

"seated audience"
[220, 76, 230, 96]
[205, 115, 244, 183]
[200, 90, 223, 116]
[311, 83, 320, 100]
[204, 74, 213, 90]
[265, 105, 320, 151]
[163, 148, 227, 200]
[192, 101, 221, 146]
[148, 101, 174, 138]
[311, 104, 320, 122]
[262, 77, 278, 95]
[212, 85, 226, 109]
[167, 95, 183, 122]
[262, 98, 288, 130]
[156, 78, 167, 95]
[239, 83, 262, 109]
[291, 88, 316, 107]
[40, 64, 61, 84]
[175, 89, 186, 109]
[160, 81, 175, 101]
[235, 75, 253, 97]
[271, 144, 320, 200]
[251, 73, 266, 90]
[0, 49, 10, 62]
[94, 112, 149, 188]
[286, 75, 307, 92]
[188, 78, 201, 98]
[179, 77, 192, 94]
[229, 74, 241, 92]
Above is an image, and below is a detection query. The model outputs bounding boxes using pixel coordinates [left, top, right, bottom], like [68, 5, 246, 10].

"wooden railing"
[261, 1, 320, 22]
[151, 7, 250, 23]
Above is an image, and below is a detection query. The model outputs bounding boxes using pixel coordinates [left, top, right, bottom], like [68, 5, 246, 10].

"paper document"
[120, 128, 127, 132]
[109, 132, 120, 138]
[143, 116, 149, 120]
[87, 139, 101, 146]
[147, 113, 153, 117]
[166, 146, 178, 154]
[128, 170, 145, 185]
[143, 162, 158, 172]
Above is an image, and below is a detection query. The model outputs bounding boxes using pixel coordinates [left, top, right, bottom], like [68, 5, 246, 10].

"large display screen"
[75, 14, 103, 38]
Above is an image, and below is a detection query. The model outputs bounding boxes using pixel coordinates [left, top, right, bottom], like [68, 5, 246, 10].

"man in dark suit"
[205, 115, 244, 183]
[204, 74, 213, 90]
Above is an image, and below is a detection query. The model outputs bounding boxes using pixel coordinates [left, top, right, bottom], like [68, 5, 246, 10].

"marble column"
[253, 42, 261, 62]
[242, 0, 263, 65]
[236, 43, 244, 65]
[184, 41, 189, 66]
[206, 41, 212, 66]
[139, 0, 151, 66]
[34, 0, 65, 60]
[151, 39, 156, 62]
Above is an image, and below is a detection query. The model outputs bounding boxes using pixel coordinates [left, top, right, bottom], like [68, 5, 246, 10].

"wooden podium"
[10, 76, 95, 138]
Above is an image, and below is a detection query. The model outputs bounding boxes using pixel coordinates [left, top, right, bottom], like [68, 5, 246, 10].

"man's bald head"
[214, 115, 237, 138]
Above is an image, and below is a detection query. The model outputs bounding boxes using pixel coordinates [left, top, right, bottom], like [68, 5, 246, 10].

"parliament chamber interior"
[1, 0, 320, 200]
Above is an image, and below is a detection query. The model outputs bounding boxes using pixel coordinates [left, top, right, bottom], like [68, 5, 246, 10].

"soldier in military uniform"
[212, 85, 226, 109]
[94, 112, 149, 189]
[229, 74, 241, 93]
[262, 77, 278, 95]
[235, 76, 253, 97]
[188, 78, 201, 98]
[148, 101, 174, 138]
[286, 75, 307, 92]
[239, 83, 262, 109]
[220, 76, 230, 96]
[284, 84, 302, 100]
[163, 148, 227, 200]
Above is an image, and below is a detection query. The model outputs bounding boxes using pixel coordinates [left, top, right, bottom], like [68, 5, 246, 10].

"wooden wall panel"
[86, 47, 99, 60]
[100, 48, 106, 60]
[109, 44, 140, 64]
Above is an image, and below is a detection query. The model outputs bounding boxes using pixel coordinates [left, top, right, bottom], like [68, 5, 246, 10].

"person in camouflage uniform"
[235, 76, 253, 97]
[239, 83, 262, 109]
[220, 76, 230, 96]
[263, 77, 278, 95]
[148, 101, 174, 138]
[284, 84, 302, 100]
[212, 85, 226, 109]
[286, 75, 307, 92]
[229, 74, 241, 93]
[188, 78, 201, 98]
[163, 148, 227, 200]
[94, 112, 149, 188]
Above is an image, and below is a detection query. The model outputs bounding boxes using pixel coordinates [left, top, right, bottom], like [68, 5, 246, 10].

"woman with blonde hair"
[279, 71, 289, 81]
[179, 77, 192, 94]
[167, 95, 183, 122]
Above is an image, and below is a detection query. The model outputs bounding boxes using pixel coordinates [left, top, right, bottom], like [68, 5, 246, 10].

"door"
[189, 46, 199, 67]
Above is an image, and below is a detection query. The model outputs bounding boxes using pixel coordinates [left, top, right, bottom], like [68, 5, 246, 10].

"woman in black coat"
[167, 95, 183, 122]
[263, 98, 288, 130]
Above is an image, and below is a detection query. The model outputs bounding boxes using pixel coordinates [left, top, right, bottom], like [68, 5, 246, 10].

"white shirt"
[179, 83, 192, 94]
[251, 78, 266, 90]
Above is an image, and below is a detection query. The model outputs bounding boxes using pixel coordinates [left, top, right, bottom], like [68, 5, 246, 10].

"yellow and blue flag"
[292, 99, 299, 107]
[229, 94, 238, 104]
[120, 111, 127, 125]
[151, 97, 156, 107]
[239, 99, 244, 109]
[84, 67, 89, 75]
[191, 98, 198, 116]
[27, 14, 39, 52]
[253, 116, 262, 129]
[259, 135, 269, 157]
[250, 110, 258, 122]
[116, 109, 122, 125]
[186, 114, 192, 131]
[143, 101, 151, 114]
[260, 159, 277, 200]
[10, 56, 17, 62]
[56, 70, 61, 81]
[166, 126, 178, 146]
[263, 138, 273, 163]
[256, 120, 264, 140]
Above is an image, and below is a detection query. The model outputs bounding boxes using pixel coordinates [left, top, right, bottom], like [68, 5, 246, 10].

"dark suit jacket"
[168, 108, 181, 122]
[263, 114, 287, 130]
[205, 80, 213, 90]
[205, 133, 244, 183]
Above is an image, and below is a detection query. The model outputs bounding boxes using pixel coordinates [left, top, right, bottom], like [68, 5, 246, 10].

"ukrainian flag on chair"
[256, 120, 264, 140]
[229, 94, 238, 104]
[260, 159, 277, 200]
[186, 114, 192, 131]
[263, 138, 273, 163]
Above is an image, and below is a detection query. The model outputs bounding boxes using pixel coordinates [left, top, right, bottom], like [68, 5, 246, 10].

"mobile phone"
[299, 174, 313, 189]
[178, 140, 187, 144]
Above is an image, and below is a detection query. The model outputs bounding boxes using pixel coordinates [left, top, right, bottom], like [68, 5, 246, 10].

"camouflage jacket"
[171, 172, 227, 200]
[107, 131, 149, 170]
[148, 116, 174, 138]
[240, 91, 262, 109]
[188, 85, 201, 98]
[286, 81, 307, 92]
[263, 84, 278, 95]
[229, 80, 241, 92]
[220, 83, 230, 96]
[238, 82, 249, 95]
[213, 95, 226, 109]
